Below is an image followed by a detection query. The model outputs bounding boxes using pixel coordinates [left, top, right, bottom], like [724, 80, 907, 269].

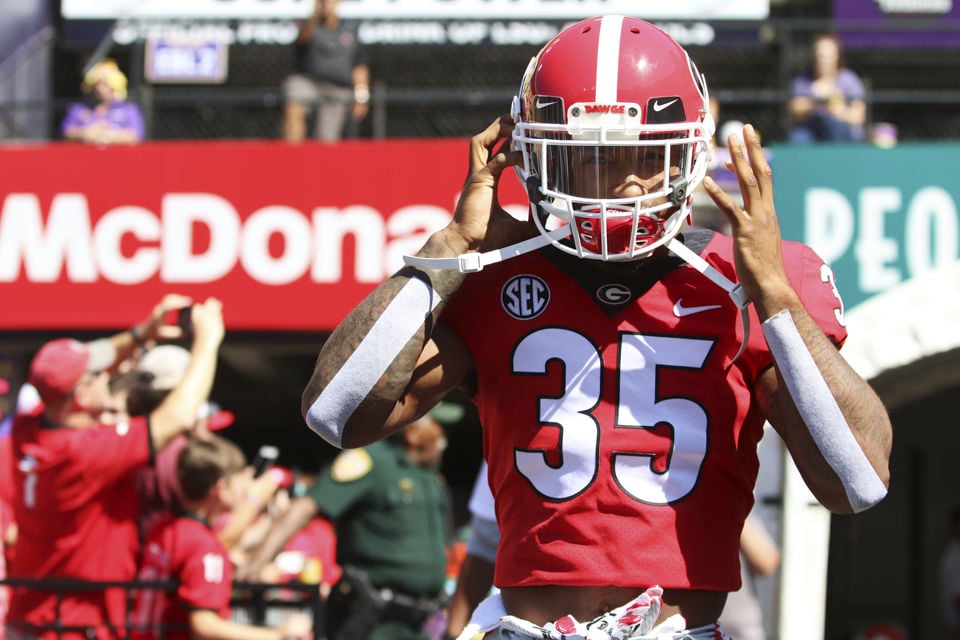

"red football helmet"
[511, 15, 715, 261]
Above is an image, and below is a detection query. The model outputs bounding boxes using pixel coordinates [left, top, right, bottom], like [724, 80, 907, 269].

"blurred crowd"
[0, 295, 460, 640]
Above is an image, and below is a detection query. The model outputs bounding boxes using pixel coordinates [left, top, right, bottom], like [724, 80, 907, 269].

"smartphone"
[163, 306, 193, 335]
[176, 307, 192, 335]
[252, 445, 279, 477]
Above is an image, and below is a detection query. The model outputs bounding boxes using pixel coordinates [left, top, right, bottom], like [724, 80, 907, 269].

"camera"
[163, 305, 193, 337]
[176, 306, 192, 335]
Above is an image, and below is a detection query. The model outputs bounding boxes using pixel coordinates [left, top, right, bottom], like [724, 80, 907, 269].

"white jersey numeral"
[202, 553, 225, 583]
[19, 455, 38, 509]
[511, 328, 713, 504]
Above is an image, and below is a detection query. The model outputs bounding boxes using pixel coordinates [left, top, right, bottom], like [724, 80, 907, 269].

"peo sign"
[0, 140, 527, 331]
[772, 144, 960, 311]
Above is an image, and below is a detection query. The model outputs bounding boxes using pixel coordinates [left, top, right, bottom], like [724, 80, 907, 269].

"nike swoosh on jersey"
[673, 299, 722, 317]
[653, 98, 679, 112]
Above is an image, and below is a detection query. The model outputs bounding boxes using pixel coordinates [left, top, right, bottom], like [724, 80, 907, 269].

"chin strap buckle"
[457, 253, 484, 273]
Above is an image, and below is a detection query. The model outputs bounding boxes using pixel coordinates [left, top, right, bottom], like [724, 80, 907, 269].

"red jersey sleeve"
[784, 239, 848, 348]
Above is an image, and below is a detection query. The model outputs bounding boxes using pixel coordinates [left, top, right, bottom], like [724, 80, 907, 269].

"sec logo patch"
[331, 449, 373, 482]
[501, 274, 550, 320]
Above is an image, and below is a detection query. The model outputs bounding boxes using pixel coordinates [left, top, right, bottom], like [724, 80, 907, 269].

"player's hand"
[446, 115, 533, 254]
[702, 124, 797, 315]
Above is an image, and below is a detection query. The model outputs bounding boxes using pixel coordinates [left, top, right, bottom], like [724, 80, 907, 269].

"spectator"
[239, 415, 450, 640]
[444, 461, 497, 640]
[717, 514, 781, 640]
[260, 513, 341, 592]
[1, 397, 13, 633]
[129, 344, 217, 538]
[788, 33, 867, 143]
[7, 295, 224, 640]
[60, 58, 145, 145]
[282, 0, 370, 142]
[233, 470, 342, 598]
[940, 507, 960, 639]
[214, 452, 292, 556]
[127, 344, 285, 552]
[301, 15, 891, 638]
[129, 436, 312, 640]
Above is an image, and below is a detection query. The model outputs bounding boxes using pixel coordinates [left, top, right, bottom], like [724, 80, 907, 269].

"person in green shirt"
[239, 415, 450, 640]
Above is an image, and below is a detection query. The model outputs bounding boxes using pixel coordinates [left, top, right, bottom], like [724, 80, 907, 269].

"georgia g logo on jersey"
[502, 274, 550, 320]
[596, 284, 632, 305]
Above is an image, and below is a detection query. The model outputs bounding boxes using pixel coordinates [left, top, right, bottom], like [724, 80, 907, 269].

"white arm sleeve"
[762, 309, 887, 513]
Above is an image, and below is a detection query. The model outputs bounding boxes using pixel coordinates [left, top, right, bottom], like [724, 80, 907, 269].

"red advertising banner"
[0, 140, 529, 332]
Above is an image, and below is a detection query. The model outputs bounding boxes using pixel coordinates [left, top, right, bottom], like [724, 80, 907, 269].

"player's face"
[567, 145, 682, 209]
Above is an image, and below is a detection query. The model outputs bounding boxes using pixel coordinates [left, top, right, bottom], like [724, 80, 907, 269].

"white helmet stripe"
[595, 15, 623, 103]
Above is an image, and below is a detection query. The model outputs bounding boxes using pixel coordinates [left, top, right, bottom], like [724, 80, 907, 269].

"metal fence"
[4, 18, 960, 143]
[1, 577, 325, 639]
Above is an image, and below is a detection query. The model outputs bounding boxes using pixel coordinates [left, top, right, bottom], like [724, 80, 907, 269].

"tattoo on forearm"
[306, 265, 464, 409]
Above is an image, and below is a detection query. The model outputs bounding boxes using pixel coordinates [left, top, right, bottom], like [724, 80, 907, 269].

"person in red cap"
[7, 294, 225, 640]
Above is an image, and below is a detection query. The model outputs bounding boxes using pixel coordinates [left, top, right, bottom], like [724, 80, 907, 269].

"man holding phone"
[8, 295, 225, 640]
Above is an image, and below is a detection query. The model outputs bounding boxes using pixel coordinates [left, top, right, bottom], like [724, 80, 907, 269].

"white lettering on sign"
[804, 186, 960, 296]
[66, 0, 768, 22]
[63, 0, 314, 20]
[0, 193, 450, 286]
[856, 187, 902, 292]
[338, 0, 768, 20]
[162, 194, 241, 283]
[97, 206, 162, 284]
[905, 187, 959, 275]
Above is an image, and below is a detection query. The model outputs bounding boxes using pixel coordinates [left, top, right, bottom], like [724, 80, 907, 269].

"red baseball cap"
[197, 401, 235, 431]
[28, 338, 116, 404]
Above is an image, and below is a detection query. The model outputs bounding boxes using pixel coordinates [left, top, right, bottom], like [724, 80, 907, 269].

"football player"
[301, 16, 892, 638]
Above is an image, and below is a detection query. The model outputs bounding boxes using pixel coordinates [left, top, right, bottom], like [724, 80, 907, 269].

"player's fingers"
[468, 115, 513, 177]
[726, 126, 762, 214]
[703, 175, 744, 228]
[481, 149, 521, 185]
[743, 124, 774, 207]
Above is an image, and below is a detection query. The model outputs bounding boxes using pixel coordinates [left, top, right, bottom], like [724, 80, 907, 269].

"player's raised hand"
[703, 124, 796, 315]
[448, 116, 533, 254]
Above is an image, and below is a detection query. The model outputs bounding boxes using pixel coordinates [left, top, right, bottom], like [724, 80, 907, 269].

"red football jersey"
[130, 513, 233, 640]
[441, 230, 846, 592]
[8, 411, 152, 640]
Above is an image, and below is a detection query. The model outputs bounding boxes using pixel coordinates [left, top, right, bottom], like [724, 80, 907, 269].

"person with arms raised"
[7, 295, 224, 640]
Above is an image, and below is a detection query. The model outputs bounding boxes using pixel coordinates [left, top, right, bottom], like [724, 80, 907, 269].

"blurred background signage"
[144, 37, 229, 83]
[62, 0, 769, 20]
[834, 0, 960, 48]
[62, 0, 314, 19]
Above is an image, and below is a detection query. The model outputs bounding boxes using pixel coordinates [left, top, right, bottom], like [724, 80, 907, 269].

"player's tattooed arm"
[301, 259, 471, 448]
[302, 117, 519, 447]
